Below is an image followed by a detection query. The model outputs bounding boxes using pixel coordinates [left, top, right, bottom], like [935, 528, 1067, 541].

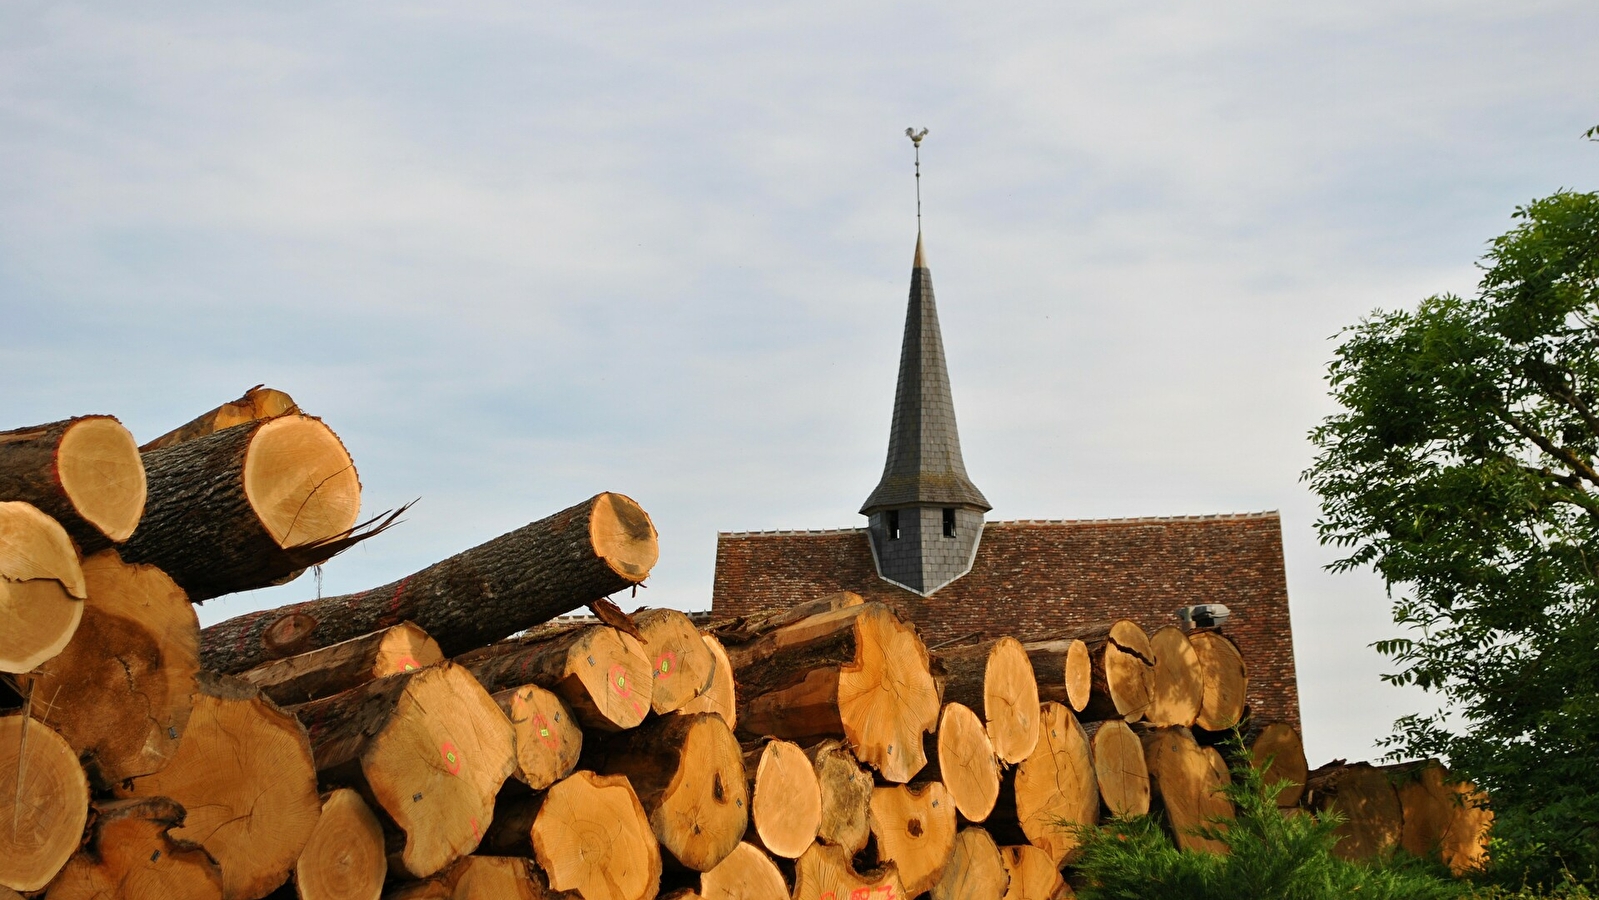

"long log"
[44, 797, 223, 900]
[497, 683, 584, 789]
[1020, 639, 1090, 714]
[791, 842, 904, 900]
[732, 602, 940, 784]
[1305, 761, 1403, 861]
[699, 842, 787, 900]
[0, 500, 86, 673]
[533, 770, 662, 900]
[18, 549, 199, 787]
[674, 634, 736, 729]
[238, 621, 443, 706]
[635, 608, 715, 715]
[931, 828, 1008, 900]
[998, 845, 1068, 900]
[1083, 720, 1149, 818]
[869, 782, 957, 896]
[0, 415, 145, 553]
[202, 492, 657, 672]
[1139, 725, 1232, 855]
[117, 415, 370, 601]
[592, 712, 749, 872]
[294, 789, 386, 900]
[294, 662, 516, 879]
[710, 591, 864, 644]
[0, 714, 89, 893]
[936, 637, 1040, 764]
[1189, 630, 1247, 732]
[746, 738, 822, 860]
[921, 702, 1000, 823]
[1145, 626, 1202, 728]
[118, 672, 321, 900]
[806, 738, 874, 856]
[140, 386, 299, 452]
[462, 625, 653, 732]
[1073, 621, 1153, 723]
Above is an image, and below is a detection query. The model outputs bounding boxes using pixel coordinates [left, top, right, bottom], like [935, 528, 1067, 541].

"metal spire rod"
[906, 127, 928, 229]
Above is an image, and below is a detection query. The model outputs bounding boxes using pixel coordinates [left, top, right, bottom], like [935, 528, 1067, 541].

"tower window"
[943, 508, 957, 537]
[887, 510, 901, 540]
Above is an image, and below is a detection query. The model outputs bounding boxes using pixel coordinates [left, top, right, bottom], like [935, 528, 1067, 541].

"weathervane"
[906, 127, 929, 229]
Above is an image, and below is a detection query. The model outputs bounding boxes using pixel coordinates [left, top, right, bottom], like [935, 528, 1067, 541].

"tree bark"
[18, 549, 198, 788]
[1072, 621, 1154, 723]
[44, 797, 223, 900]
[0, 415, 145, 553]
[202, 492, 657, 672]
[1189, 630, 1247, 732]
[532, 770, 662, 900]
[935, 637, 1039, 764]
[634, 608, 715, 715]
[293, 662, 516, 880]
[1304, 761, 1403, 861]
[1020, 639, 1090, 714]
[461, 625, 653, 732]
[497, 683, 584, 790]
[1145, 626, 1202, 728]
[791, 842, 903, 900]
[1082, 720, 1149, 817]
[698, 842, 787, 900]
[238, 621, 443, 706]
[710, 591, 864, 644]
[997, 845, 1067, 900]
[119, 415, 366, 601]
[804, 739, 874, 856]
[591, 712, 749, 872]
[868, 782, 957, 897]
[294, 789, 386, 900]
[746, 738, 822, 860]
[140, 386, 299, 452]
[1139, 725, 1232, 855]
[919, 702, 1000, 824]
[0, 714, 89, 893]
[0, 500, 86, 673]
[118, 672, 321, 900]
[931, 828, 1008, 900]
[731, 603, 939, 784]
[674, 634, 736, 730]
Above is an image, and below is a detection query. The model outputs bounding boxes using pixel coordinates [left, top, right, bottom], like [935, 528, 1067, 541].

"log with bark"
[1021, 639, 1090, 714]
[998, 845, 1068, 900]
[238, 621, 443, 706]
[0, 415, 145, 554]
[868, 781, 957, 896]
[731, 602, 940, 784]
[1083, 720, 1149, 818]
[118, 672, 321, 900]
[746, 738, 822, 860]
[930, 827, 1008, 900]
[698, 842, 788, 900]
[294, 662, 516, 880]
[0, 714, 90, 893]
[293, 789, 386, 900]
[532, 770, 662, 900]
[998, 702, 1098, 865]
[634, 608, 715, 715]
[1139, 725, 1232, 855]
[1072, 621, 1153, 723]
[921, 702, 1000, 823]
[591, 711, 748, 872]
[805, 738, 874, 856]
[935, 636, 1040, 764]
[1145, 626, 1202, 728]
[1189, 630, 1247, 732]
[791, 842, 904, 900]
[462, 625, 653, 732]
[140, 386, 299, 452]
[497, 683, 584, 790]
[1393, 762, 1492, 875]
[1304, 761, 1403, 861]
[17, 550, 199, 788]
[0, 500, 86, 672]
[1246, 722, 1308, 808]
[202, 492, 657, 672]
[674, 634, 735, 730]
[44, 797, 224, 900]
[710, 591, 864, 644]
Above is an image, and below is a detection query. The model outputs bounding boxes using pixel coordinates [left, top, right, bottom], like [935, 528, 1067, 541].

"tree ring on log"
[533, 770, 661, 900]
[243, 416, 361, 548]
[590, 492, 659, 580]
[0, 715, 90, 893]
[837, 605, 940, 784]
[0, 501, 86, 673]
[984, 637, 1040, 763]
[55, 417, 146, 543]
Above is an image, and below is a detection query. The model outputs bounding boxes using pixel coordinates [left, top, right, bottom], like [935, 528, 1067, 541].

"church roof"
[861, 234, 991, 514]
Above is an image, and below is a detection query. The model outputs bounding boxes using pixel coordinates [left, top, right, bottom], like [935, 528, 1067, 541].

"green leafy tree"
[1304, 189, 1599, 881]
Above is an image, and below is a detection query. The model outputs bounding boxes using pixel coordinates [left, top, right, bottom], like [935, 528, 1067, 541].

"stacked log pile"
[0, 388, 1492, 900]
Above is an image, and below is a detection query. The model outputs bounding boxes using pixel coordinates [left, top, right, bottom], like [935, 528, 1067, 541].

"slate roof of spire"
[861, 234, 991, 514]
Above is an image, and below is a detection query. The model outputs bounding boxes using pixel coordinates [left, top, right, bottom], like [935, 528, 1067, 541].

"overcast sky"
[3, 1, 1596, 766]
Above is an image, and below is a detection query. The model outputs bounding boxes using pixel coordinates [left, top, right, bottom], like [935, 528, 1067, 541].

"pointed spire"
[860, 232, 990, 515]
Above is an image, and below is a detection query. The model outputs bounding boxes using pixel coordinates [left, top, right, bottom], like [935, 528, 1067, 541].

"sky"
[2, 1, 1596, 767]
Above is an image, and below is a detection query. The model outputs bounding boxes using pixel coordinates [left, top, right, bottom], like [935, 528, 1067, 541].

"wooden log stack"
[0, 391, 1493, 900]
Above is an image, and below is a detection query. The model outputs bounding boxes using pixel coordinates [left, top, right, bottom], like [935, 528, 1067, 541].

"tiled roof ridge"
[719, 510, 1279, 538]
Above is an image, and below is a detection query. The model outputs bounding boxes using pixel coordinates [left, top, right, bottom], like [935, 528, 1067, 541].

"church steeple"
[861, 130, 989, 596]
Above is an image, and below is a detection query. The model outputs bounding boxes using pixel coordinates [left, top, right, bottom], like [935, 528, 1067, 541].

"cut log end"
[984, 637, 1041, 764]
[533, 770, 662, 900]
[699, 842, 788, 900]
[0, 501, 87, 673]
[44, 797, 223, 900]
[749, 739, 822, 859]
[1104, 621, 1154, 722]
[636, 608, 715, 714]
[999, 845, 1068, 900]
[590, 492, 659, 581]
[609, 712, 748, 872]
[1014, 702, 1098, 864]
[1063, 639, 1091, 713]
[1086, 720, 1149, 818]
[56, 416, 147, 543]
[869, 782, 957, 897]
[499, 683, 584, 790]
[0, 715, 90, 893]
[1249, 723, 1307, 808]
[932, 827, 1008, 900]
[937, 702, 1001, 823]
[1140, 726, 1232, 855]
[808, 739, 874, 856]
[243, 415, 361, 548]
[1190, 631, 1247, 732]
[295, 789, 385, 900]
[792, 842, 904, 900]
[675, 633, 736, 730]
[1146, 626, 1202, 728]
[838, 605, 940, 783]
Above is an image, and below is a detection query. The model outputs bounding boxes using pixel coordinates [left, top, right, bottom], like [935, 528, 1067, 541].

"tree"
[1305, 189, 1599, 883]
